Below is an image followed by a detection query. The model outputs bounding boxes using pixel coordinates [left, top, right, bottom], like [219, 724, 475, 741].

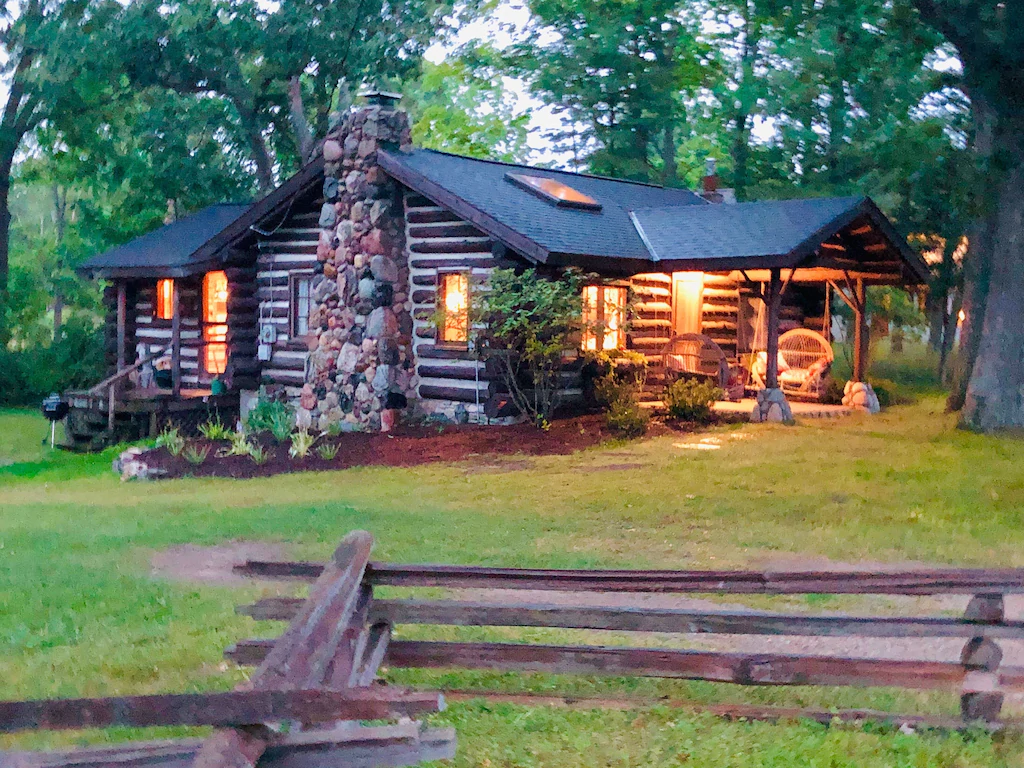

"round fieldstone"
[366, 307, 398, 339]
[318, 202, 338, 228]
[369, 254, 398, 283]
[323, 140, 343, 162]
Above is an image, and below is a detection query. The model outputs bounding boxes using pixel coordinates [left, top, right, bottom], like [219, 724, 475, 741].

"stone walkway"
[714, 398, 852, 419]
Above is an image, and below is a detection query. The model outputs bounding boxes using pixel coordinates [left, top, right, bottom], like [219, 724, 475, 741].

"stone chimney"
[298, 93, 416, 433]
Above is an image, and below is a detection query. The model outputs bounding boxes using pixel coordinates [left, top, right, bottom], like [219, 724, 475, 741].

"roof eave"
[378, 150, 550, 266]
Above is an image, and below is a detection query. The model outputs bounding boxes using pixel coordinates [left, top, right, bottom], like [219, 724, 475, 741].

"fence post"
[960, 593, 1004, 723]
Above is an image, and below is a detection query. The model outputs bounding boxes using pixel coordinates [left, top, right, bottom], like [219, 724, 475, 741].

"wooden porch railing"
[70, 347, 167, 433]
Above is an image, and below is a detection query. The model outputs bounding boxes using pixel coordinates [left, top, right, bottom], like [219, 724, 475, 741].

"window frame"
[289, 271, 314, 338]
[436, 270, 471, 348]
[155, 278, 175, 321]
[581, 283, 628, 352]
[202, 270, 229, 377]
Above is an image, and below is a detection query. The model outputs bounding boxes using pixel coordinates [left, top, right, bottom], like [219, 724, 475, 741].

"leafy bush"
[664, 378, 722, 423]
[605, 397, 649, 438]
[248, 444, 272, 465]
[288, 429, 317, 459]
[198, 416, 233, 441]
[595, 374, 648, 438]
[869, 377, 913, 407]
[245, 389, 295, 440]
[316, 442, 340, 461]
[155, 425, 186, 456]
[0, 317, 106, 406]
[217, 431, 253, 458]
[477, 268, 585, 428]
[821, 376, 846, 405]
[183, 443, 210, 465]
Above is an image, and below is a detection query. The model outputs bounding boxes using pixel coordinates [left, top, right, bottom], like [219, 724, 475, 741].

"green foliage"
[245, 391, 295, 440]
[247, 443, 273, 465]
[182, 443, 211, 465]
[288, 429, 317, 459]
[869, 378, 913, 408]
[664, 378, 722, 423]
[0, 318, 105, 406]
[477, 268, 586, 428]
[407, 58, 530, 162]
[197, 416, 233, 441]
[217, 431, 254, 458]
[594, 372, 649, 438]
[316, 442, 340, 461]
[822, 376, 847, 406]
[154, 426, 186, 457]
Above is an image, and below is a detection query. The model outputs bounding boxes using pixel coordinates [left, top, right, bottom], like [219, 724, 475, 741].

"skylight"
[506, 173, 602, 210]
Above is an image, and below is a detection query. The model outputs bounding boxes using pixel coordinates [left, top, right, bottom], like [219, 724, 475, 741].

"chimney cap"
[705, 157, 718, 177]
[360, 90, 402, 107]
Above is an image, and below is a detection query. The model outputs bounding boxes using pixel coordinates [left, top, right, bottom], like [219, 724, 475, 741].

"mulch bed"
[142, 415, 621, 480]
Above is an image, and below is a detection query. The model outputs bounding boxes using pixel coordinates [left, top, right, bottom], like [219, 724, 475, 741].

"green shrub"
[605, 397, 649, 438]
[248, 444, 273, 465]
[664, 378, 722, 423]
[245, 389, 295, 440]
[155, 425, 186, 456]
[0, 318, 106, 406]
[821, 376, 846, 405]
[868, 377, 913, 407]
[198, 416, 233, 441]
[182, 443, 210, 465]
[316, 442, 340, 461]
[288, 429, 317, 459]
[217, 431, 253, 458]
[594, 373, 648, 438]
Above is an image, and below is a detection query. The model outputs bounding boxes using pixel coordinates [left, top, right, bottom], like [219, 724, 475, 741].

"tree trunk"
[661, 124, 677, 186]
[288, 76, 316, 165]
[960, 140, 1024, 430]
[948, 214, 995, 411]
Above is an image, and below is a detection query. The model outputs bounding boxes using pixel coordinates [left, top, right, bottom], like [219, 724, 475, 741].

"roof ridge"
[630, 195, 867, 215]
[411, 147, 694, 192]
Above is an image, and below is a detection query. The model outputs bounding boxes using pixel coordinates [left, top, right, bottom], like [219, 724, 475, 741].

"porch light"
[156, 279, 174, 320]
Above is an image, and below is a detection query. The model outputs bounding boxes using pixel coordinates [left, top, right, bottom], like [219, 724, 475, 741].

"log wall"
[252, 198, 322, 396]
[133, 279, 203, 388]
[404, 191, 494, 420]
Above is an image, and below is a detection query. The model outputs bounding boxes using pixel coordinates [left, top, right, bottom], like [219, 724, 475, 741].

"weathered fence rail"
[230, 545, 1024, 729]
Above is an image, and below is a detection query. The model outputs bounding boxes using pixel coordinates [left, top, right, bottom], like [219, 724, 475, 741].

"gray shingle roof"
[631, 196, 868, 267]
[383, 148, 706, 264]
[78, 204, 251, 278]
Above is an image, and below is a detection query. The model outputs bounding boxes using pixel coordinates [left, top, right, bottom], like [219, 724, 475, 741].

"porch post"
[171, 280, 182, 397]
[115, 281, 127, 373]
[765, 268, 782, 390]
[853, 278, 867, 382]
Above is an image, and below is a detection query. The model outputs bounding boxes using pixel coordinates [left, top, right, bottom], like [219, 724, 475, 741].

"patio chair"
[777, 328, 833, 400]
[658, 334, 743, 400]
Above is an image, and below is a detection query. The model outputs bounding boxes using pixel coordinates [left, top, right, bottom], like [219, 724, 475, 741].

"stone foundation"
[842, 381, 880, 413]
[750, 388, 794, 423]
[295, 103, 417, 433]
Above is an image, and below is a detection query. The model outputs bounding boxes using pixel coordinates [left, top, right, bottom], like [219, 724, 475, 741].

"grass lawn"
[3, 348, 1024, 765]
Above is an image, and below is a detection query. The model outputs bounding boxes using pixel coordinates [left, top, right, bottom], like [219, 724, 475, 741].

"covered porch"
[623, 196, 930, 420]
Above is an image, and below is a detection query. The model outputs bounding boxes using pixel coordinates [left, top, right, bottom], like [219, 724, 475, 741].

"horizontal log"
[410, 239, 492, 254]
[415, 344, 477, 361]
[407, 209, 463, 225]
[226, 639, 1024, 692]
[417, 365, 490, 383]
[418, 384, 489, 403]
[2, 724, 457, 768]
[236, 598, 1024, 640]
[0, 689, 442, 733]
[258, 242, 318, 255]
[410, 257, 495, 270]
[232, 560, 1024, 595]
[409, 223, 484, 239]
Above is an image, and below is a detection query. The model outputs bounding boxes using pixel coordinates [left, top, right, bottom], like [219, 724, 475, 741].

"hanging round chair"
[777, 328, 834, 400]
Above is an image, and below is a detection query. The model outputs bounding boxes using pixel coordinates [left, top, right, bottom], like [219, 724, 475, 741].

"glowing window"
[203, 270, 229, 375]
[155, 279, 174, 320]
[582, 285, 626, 351]
[438, 272, 469, 345]
[506, 173, 602, 210]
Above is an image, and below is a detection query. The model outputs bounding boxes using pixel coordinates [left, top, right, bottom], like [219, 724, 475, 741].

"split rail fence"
[229, 535, 1024, 730]
[5, 529, 1024, 768]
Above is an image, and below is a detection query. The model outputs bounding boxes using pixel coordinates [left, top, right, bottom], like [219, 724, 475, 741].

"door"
[672, 272, 704, 336]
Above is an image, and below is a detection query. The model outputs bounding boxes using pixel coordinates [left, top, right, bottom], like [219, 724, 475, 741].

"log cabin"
[70, 93, 929, 447]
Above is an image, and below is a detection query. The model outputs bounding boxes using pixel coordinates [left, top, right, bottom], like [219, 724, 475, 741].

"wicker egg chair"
[777, 328, 834, 401]
[658, 333, 743, 400]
